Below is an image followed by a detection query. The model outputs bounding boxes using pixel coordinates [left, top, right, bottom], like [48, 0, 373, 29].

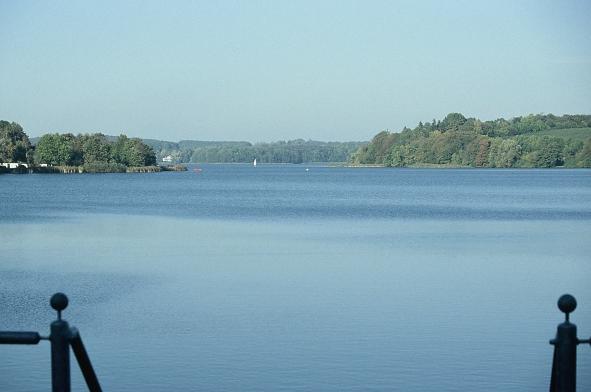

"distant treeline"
[1, 121, 156, 172]
[352, 113, 591, 168]
[5, 113, 591, 170]
[146, 139, 364, 164]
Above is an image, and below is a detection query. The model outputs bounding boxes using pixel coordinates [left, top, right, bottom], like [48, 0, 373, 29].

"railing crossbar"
[0, 293, 102, 392]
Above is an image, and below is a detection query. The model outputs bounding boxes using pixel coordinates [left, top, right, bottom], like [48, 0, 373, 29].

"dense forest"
[146, 139, 363, 164]
[1, 120, 156, 172]
[351, 113, 591, 168]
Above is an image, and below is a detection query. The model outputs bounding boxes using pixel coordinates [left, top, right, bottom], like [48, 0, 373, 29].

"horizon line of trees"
[4, 114, 591, 169]
[155, 140, 364, 164]
[352, 113, 591, 168]
[1, 121, 156, 171]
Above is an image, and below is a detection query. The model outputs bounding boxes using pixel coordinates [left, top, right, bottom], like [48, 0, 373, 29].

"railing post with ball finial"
[50, 292, 71, 392]
[0, 293, 101, 392]
[549, 294, 591, 392]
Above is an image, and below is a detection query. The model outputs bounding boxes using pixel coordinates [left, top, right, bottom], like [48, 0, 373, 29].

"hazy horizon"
[27, 134, 367, 144]
[1, 1, 590, 142]
[20, 110, 591, 145]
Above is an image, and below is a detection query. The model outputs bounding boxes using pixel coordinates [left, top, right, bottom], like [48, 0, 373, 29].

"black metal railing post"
[50, 293, 71, 392]
[0, 292, 102, 392]
[549, 294, 590, 392]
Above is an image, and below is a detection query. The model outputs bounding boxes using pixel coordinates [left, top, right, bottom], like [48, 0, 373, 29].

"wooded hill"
[351, 113, 591, 168]
[146, 139, 363, 164]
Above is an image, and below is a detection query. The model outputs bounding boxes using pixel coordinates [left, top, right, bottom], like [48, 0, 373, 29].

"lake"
[1, 165, 590, 391]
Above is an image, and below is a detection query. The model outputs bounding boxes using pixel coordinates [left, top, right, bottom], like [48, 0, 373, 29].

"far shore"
[3, 162, 587, 174]
[0, 164, 187, 174]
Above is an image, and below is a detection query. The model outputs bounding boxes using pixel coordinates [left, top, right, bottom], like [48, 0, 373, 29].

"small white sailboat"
[253, 158, 257, 167]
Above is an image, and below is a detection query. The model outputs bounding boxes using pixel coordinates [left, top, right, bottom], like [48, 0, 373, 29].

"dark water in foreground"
[1, 166, 590, 391]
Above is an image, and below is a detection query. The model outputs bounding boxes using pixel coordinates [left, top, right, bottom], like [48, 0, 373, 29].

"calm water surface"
[1, 166, 590, 391]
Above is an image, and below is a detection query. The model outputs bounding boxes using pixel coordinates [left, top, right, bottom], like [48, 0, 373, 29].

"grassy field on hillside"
[531, 127, 591, 141]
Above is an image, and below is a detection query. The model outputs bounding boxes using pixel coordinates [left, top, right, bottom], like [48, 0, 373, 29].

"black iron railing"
[1, 293, 589, 391]
[0, 293, 101, 392]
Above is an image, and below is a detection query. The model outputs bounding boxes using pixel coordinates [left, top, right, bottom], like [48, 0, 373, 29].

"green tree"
[109, 135, 156, 166]
[80, 133, 112, 164]
[111, 134, 130, 166]
[562, 139, 584, 167]
[488, 139, 521, 167]
[34, 133, 77, 165]
[440, 113, 467, 131]
[125, 138, 157, 166]
[0, 121, 32, 163]
[526, 136, 564, 167]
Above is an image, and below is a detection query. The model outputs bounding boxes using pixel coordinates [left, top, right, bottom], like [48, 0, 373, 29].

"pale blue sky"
[1, 0, 590, 141]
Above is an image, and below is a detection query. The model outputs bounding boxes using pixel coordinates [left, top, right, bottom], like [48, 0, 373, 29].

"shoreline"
[0, 164, 187, 174]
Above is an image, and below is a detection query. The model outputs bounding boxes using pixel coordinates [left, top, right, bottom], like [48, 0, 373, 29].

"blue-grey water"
[1, 165, 590, 391]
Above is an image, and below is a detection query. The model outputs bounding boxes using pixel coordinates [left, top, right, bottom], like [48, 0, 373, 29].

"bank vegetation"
[351, 113, 591, 168]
